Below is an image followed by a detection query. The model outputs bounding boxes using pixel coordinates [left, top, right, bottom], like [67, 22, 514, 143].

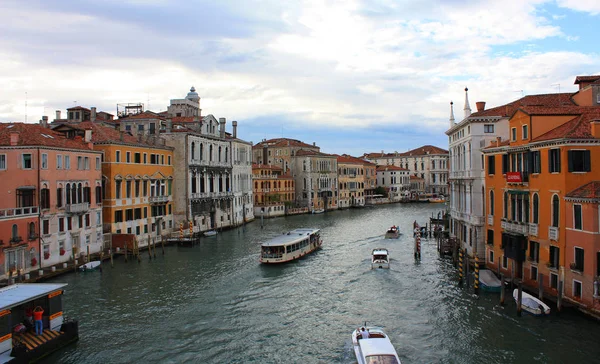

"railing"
[65, 202, 89, 214]
[0, 206, 39, 219]
[548, 226, 559, 241]
[9, 236, 23, 244]
[252, 174, 279, 179]
[501, 219, 529, 235]
[529, 223, 538, 237]
[190, 159, 230, 168]
[149, 195, 169, 204]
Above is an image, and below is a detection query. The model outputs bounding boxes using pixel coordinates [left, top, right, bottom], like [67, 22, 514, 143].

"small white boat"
[312, 208, 325, 214]
[204, 230, 217, 237]
[479, 269, 502, 292]
[371, 248, 390, 269]
[513, 289, 551, 316]
[352, 326, 401, 364]
[78, 260, 101, 271]
[385, 226, 400, 239]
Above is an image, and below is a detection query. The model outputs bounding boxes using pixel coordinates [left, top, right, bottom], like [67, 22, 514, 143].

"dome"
[186, 86, 199, 101]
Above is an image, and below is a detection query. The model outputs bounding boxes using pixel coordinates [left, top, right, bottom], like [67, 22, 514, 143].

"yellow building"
[54, 122, 175, 247]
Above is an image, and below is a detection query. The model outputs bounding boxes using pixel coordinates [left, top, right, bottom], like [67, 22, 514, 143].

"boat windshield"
[261, 246, 284, 258]
[373, 255, 388, 260]
[365, 355, 399, 364]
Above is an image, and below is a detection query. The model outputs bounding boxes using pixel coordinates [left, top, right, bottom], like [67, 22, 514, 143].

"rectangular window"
[487, 229, 494, 246]
[532, 151, 541, 173]
[125, 209, 133, 221]
[573, 280, 582, 298]
[487, 155, 495, 175]
[150, 154, 156, 164]
[502, 255, 508, 269]
[502, 154, 509, 174]
[574, 247, 584, 271]
[126, 152, 131, 163]
[0, 154, 6, 170]
[134, 153, 141, 163]
[144, 225, 148, 233]
[138, 124, 144, 132]
[115, 210, 123, 223]
[56, 155, 62, 169]
[115, 181, 122, 199]
[522, 125, 528, 139]
[136, 226, 141, 235]
[41, 153, 48, 169]
[68, 217, 73, 230]
[484, 124, 494, 133]
[116, 151, 121, 163]
[161, 155, 165, 165]
[529, 241, 539, 263]
[42, 220, 50, 235]
[568, 150, 591, 172]
[126, 181, 132, 198]
[168, 156, 172, 165]
[96, 211, 101, 226]
[549, 246, 560, 268]
[143, 181, 148, 196]
[511, 127, 516, 141]
[58, 217, 64, 232]
[549, 148, 561, 173]
[22, 154, 32, 169]
[143, 153, 147, 164]
[135, 181, 140, 197]
[84, 157, 89, 170]
[144, 207, 147, 218]
[65, 155, 70, 169]
[531, 265, 538, 281]
[134, 208, 142, 220]
[489, 250, 494, 264]
[96, 156, 101, 170]
[550, 273, 558, 289]
[85, 214, 90, 227]
[574, 204, 582, 230]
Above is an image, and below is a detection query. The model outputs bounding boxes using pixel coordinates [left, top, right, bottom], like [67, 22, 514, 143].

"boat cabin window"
[373, 255, 387, 260]
[365, 355, 399, 364]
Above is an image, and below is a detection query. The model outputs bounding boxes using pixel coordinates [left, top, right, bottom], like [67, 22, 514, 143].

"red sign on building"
[506, 172, 522, 183]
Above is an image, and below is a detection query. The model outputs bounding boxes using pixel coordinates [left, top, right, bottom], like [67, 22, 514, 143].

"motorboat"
[78, 261, 101, 271]
[384, 226, 400, 239]
[371, 249, 390, 269]
[259, 228, 323, 264]
[352, 326, 401, 364]
[479, 269, 502, 292]
[428, 194, 446, 203]
[203, 230, 217, 237]
[513, 289, 551, 316]
[312, 209, 325, 214]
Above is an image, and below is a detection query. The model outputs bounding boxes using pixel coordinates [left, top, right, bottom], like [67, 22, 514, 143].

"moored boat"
[78, 261, 101, 271]
[311, 208, 325, 214]
[371, 249, 390, 269]
[479, 270, 502, 292]
[384, 226, 400, 239]
[428, 194, 446, 203]
[352, 326, 401, 364]
[513, 289, 551, 316]
[259, 228, 322, 264]
[0, 283, 78, 363]
[203, 230, 217, 237]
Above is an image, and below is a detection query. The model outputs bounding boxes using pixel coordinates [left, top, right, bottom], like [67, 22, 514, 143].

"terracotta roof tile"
[252, 163, 283, 171]
[531, 109, 600, 142]
[574, 76, 600, 84]
[469, 93, 576, 118]
[376, 165, 408, 171]
[119, 111, 165, 120]
[294, 149, 333, 157]
[398, 145, 448, 156]
[566, 181, 600, 199]
[171, 116, 197, 123]
[253, 138, 318, 149]
[0, 122, 94, 150]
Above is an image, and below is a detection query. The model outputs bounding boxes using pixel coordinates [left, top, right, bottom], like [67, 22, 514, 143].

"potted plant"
[44, 252, 50, 260]
[59, 248, 66, 256]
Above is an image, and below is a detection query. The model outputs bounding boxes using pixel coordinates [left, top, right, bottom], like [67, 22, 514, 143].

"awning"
[508, 189, 529, 195]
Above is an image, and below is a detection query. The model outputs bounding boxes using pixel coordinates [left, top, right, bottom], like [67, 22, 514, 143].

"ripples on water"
[46, 204, 600, 363]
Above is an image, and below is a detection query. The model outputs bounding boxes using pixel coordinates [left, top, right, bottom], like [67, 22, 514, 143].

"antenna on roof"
[147, 92, 150, 111]
[25, 91, 27, 123]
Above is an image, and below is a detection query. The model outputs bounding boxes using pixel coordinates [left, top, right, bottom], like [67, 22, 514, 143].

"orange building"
[0, 122, 103, 279]
[337, 154, 372, 208]
[483, 76, 600, 311]
[252, 164, 295, 217]
[53, 122, 175, 248]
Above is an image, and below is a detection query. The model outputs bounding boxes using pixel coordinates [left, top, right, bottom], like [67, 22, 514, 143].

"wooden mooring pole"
[538, 273, 544, 299]
[517, 281, 523, 317]
[500, 273, 505, 305]
[474, 254, 480, 295]
[458, 248, 464, 287]
[557, 280, 563, 312]
[161, 237, 165, 255]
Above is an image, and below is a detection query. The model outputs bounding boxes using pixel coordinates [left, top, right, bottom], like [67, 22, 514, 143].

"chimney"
[476, 101, 486, 112]
[84, 129, 92, 142]
[166, 118, 173, 133]
[232, 120, 237, 139]
[9, 132, 19, 146]
[55, 110, 61, 121]
[219, 117, 226, 138]
[591, 120, 600, 139]
[40, 116, 49, 128]
[496, 136, 501, 147]
[313, 142, 316, 146]
[91, 107, 97, 122]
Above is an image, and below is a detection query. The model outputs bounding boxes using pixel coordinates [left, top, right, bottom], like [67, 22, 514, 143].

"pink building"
[0, 122, 103, 280]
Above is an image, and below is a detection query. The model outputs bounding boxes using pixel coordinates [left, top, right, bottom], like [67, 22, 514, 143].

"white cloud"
[556, 0, 600, 15]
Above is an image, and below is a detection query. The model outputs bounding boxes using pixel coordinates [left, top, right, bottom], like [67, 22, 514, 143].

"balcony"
[149, 195, 169, 204]
[65, 202, 89, 214]
[190, 159, 230, 168]
[9, 236, 23, 244]
[0, 206, 39, 219]
[501, 219, 529, 235]
[470, 215, 484, 226]
[548, 226, 559, 241]
[488, 215, 493, 226]
[528, 223, 538, 237]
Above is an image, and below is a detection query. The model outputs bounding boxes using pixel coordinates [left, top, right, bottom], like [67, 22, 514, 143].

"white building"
[445, 87, 509, 259]
[291, 150, 338, 211]
[376, 165, 410, 201]
[229, 120, 255, 226]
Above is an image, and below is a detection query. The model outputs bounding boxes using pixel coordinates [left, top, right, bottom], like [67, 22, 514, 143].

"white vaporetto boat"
[371, 248, 390, 269]
[352, 326, 401, 364]
[513, 289, 551, 316]
[259, 228, 323, 264]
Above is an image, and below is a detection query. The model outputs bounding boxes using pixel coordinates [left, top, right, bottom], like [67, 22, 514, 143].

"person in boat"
[33, 306, 44, 336]
[360, 327, 370, 339]
[24, 307, 34, 329]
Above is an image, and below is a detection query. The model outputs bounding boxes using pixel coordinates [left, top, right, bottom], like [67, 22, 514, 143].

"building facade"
[337, 155, 371, 208]
[376, 165, 410, 202]
[253, 138, 320, 173]
[291, 150, 338, 211]
[229, 122, 254, 226]
[252, 164, 295, 218]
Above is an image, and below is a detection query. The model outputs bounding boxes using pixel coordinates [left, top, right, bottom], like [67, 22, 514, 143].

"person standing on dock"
[33, 306, 44, 336]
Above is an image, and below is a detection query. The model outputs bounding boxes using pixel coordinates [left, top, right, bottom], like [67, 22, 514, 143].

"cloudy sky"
[1, 0, 598, 155]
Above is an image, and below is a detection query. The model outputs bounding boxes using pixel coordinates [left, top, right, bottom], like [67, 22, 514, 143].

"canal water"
[46, 204, 600, 363]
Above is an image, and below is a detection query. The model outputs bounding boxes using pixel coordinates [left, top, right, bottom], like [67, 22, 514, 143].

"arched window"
[218, 146, 222, 162]
[11, 224, 18, 240]
[66, 183, 71, 204]
[199, 143, 203, 161]
[225, 147, 228, 162]
[209, 145, 213, 162]
[533, 193, 539, 224]
[552, 194, 559, 227]
[29, 222, 35, 239]
[191, 142, 195, 160]
[503, 191, 508, 218]
[490, 190, 494, 216]
[77, 183, 83, 204]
